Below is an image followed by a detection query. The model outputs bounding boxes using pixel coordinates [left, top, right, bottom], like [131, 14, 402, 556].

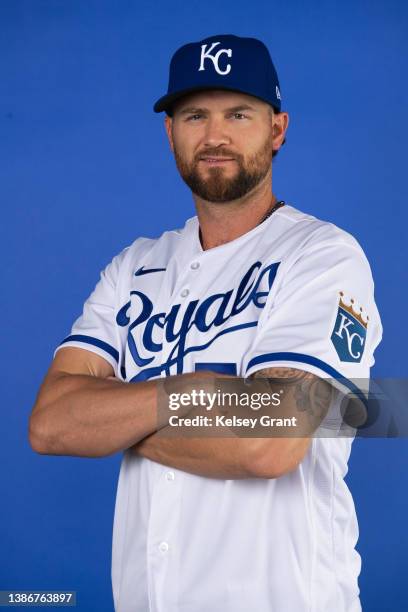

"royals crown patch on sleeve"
[331, 291, 369, 363]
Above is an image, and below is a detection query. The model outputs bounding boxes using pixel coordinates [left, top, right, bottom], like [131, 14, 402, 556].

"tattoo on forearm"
[251, 367, 332, 422]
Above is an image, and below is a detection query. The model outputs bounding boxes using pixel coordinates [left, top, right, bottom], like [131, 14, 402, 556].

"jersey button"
[159, 541, 169, 553]
[165, 471, 175, 481]
[180, 288, 190, 298]
[190, 261, 200, 270]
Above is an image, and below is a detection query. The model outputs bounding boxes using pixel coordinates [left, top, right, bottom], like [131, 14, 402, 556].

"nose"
[203, 116, 231, 148]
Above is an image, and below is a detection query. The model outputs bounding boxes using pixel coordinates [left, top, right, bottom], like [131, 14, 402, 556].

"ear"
[272, 111, 289, 152]
[164, 115, 174, 152]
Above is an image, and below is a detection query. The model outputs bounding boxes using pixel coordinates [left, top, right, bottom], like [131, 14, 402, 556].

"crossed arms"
[29, 347, 332, 479]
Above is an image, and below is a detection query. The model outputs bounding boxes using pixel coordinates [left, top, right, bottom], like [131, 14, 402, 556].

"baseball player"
[29, 34, 383, 611]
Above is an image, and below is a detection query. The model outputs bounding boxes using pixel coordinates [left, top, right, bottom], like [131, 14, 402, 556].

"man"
[29, 34, 383, 611]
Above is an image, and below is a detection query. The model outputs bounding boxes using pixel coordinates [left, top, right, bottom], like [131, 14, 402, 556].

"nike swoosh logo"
[134, 266, 167, 277]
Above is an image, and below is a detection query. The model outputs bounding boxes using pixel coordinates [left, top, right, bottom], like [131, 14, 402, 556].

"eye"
[186, 114, 203, 121]
[232, 112, 248, 120]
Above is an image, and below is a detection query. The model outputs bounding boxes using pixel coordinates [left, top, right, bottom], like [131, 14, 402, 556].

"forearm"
[29, 371, 210, 458]
[29, 374, 162, 457]
[129, 369, 325, 478]
[131, 428, 256, 479]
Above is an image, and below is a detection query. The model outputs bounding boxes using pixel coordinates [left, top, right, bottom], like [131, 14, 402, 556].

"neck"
[195, 179, 278, 251]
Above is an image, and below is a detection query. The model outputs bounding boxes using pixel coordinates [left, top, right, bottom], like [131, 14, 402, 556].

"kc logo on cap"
[198, 42, 232, 76]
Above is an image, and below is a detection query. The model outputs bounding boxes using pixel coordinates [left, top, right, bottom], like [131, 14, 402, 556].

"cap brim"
[153, 85, 278, 113]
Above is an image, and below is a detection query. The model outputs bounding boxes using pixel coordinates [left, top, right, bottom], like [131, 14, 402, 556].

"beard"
[173, 132, 274, 203]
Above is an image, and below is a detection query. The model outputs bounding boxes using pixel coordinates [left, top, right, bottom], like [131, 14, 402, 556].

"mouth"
[199, 157, 236, 166]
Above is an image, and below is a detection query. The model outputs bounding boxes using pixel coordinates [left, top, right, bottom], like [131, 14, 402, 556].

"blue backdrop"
[1, 1, 407, 610]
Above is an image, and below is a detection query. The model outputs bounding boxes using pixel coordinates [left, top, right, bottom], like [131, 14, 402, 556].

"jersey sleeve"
[53, 247, 129, 375]
[242, 236, 383, 398]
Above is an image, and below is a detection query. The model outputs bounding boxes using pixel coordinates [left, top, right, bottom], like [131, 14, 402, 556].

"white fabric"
[54, 204, 383, 611]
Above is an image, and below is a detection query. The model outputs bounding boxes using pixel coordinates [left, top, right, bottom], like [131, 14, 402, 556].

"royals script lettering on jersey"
[54, 204, 383, 612]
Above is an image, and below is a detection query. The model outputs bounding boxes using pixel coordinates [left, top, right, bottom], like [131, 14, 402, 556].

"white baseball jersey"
[54, 203, 382, 612]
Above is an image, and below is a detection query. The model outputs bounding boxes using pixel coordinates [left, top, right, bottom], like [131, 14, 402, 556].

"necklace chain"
[259, 199, 285, 225]
[198, 199, 285, 247]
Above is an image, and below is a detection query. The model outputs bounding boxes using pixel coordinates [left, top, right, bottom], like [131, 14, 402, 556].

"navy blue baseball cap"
[153, 34, 282, 114]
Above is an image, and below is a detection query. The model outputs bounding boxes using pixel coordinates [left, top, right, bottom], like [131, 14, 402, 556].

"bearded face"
[173, 128, 274, 203]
